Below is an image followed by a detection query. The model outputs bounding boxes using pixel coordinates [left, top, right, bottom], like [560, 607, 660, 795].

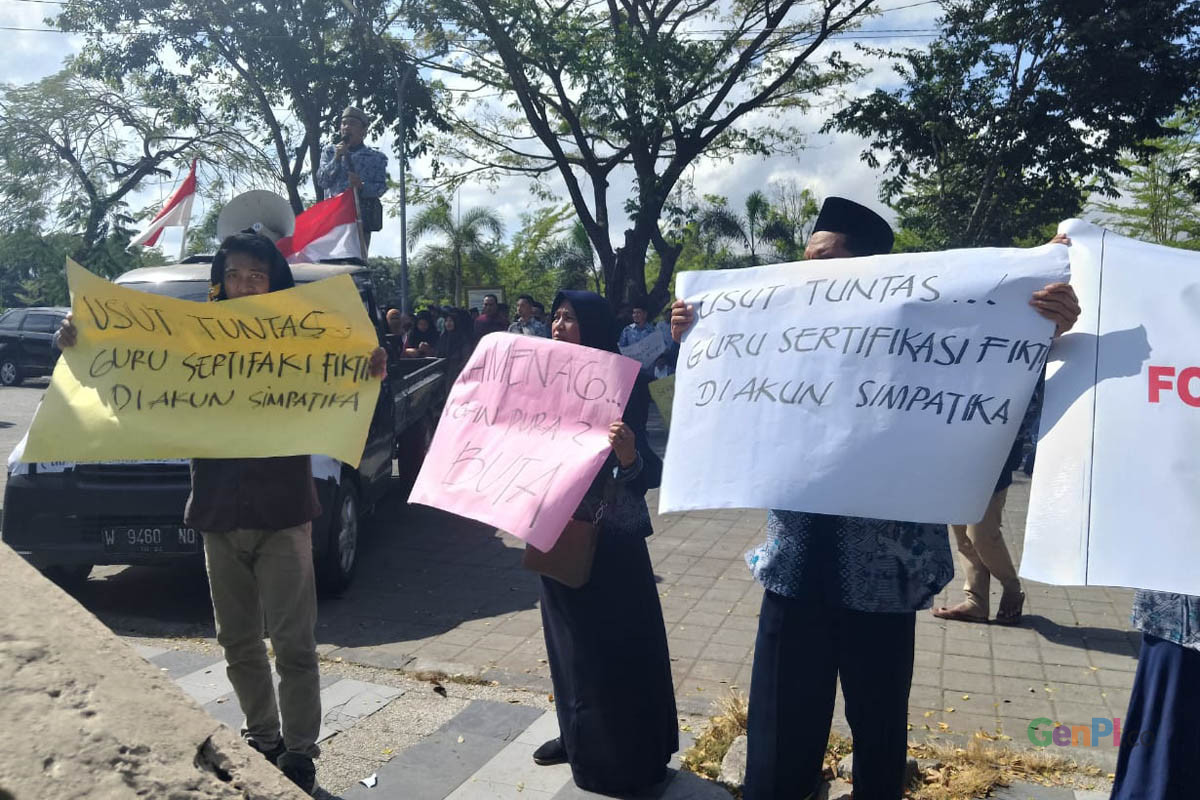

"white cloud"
[0, 5, 82, 85]
[7, 1, 943, 261]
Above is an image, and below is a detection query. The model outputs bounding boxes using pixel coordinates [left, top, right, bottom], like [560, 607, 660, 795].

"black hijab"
[410, 310, 439, 347]
[436, 309, 474, 359]
[552, 289, 658, 491]
[209, 231, 296, 301]
[552, 290, 619, 353]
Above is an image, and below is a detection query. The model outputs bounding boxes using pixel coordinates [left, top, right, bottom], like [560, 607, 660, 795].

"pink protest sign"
[409, 333, 640, 552]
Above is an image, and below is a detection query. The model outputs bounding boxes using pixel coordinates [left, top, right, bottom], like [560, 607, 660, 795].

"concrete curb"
[0, 543, 309, 799]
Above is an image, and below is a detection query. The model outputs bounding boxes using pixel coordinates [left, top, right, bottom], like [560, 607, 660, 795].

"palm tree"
[545, 221, 600, 292]
[761, 180, 820, 261]
[410, 198, 503, 306]
[697, 190, 772, 267]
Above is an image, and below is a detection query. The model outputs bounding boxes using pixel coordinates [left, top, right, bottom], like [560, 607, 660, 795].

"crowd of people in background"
[381, 293, 681, 383]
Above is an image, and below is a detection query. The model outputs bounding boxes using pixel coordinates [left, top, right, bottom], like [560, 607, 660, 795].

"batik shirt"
[316, 144, 389, 198]
[508, 317, 550, 337]
[747, 510, 954, 613]
[1130, 590, 1200, 652]
[618, 322, 666, 349]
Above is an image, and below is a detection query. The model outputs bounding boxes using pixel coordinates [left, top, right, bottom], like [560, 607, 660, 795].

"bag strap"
[592, 471, 619, 525]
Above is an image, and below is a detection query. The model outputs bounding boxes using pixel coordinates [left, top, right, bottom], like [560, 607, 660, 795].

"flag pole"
[342, 152, 369, 260]
[178, 219, 189, 262]
[180, 159, 196, 261]
[351, 186, 368, 259]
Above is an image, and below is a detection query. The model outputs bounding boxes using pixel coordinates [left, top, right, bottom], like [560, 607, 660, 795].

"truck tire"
[317, 481, 359, 596]
[0, 354, 22, 387]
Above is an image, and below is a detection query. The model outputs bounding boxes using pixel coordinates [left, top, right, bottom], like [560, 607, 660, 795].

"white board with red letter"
[1022, 219, 1200, 595]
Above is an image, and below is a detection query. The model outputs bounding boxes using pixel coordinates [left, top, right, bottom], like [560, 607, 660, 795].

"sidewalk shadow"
[1040, 326, 1152, 433]
[66, 406, 672, 647]
[1022, 614, 1141, 658]
[65, 476, 541, 645]
[68, 561, 214, 638]
[312, 484, 542, 652]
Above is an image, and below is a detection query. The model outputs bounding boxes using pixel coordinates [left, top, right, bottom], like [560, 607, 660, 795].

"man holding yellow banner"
[52, 232, 385, 796]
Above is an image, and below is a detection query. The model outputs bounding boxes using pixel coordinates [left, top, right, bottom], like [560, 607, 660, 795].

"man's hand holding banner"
[659, 245, 1069, 524]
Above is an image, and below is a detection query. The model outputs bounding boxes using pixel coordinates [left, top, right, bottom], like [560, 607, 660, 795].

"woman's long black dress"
[539, 375, 678, 795]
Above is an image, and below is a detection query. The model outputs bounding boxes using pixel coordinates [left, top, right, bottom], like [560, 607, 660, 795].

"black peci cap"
[812, 197, 894, 256]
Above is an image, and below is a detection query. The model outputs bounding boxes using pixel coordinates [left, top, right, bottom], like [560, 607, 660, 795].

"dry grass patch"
[679, 692, 850, 797]
[681, 695, 1112, 799]
[909, 734, 1110, 800]
[679, 691, 749, 783]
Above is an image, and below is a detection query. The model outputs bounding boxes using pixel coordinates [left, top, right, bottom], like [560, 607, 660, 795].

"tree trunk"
[608, 227, 653, 310]
[284, 163, 306, 216]
[77, 206, 106, 264]
[647, 233, 682, 315]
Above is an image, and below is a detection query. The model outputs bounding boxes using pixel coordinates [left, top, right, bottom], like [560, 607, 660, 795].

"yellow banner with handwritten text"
[22, 259, 380, 466]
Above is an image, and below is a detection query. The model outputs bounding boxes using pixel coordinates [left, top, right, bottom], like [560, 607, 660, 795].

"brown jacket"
[184, 456, 321, 533]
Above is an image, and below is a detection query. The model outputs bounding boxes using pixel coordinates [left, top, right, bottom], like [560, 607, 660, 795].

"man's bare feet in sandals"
[931, 602, 989, 623]
[994, 591, 1026, 626]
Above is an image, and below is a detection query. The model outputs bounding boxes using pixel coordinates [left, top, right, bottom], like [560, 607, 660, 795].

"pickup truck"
[2, 259, 447, 594]
[0, 306, 71, 386]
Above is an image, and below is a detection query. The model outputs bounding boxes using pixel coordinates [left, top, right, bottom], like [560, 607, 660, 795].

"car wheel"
[0, 356, 21, 387]
[43, 563, 92, 589]
[317, 481, 359, 596]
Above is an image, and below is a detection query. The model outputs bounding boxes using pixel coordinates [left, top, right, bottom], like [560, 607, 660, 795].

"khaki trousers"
[947, 489, 1021, 617]
[203, 523, 321, 758]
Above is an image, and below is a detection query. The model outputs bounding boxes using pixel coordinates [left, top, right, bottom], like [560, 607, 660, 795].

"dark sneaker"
[245, 738, 286, 764]
[276, 751, 316, 796]
[533, 737, 568, 766]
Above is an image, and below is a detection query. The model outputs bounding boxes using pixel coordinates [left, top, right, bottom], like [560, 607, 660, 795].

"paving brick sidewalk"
[319, 464, 1137, 775]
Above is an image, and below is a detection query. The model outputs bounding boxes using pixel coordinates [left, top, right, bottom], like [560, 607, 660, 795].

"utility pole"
[340, 0, 413, 312]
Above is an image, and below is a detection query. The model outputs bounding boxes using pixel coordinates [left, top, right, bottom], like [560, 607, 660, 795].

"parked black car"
[0, 306, 70, 386]
[3, 261, 447, 594]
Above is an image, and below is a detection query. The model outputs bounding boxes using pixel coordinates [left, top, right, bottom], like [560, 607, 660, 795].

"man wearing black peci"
[670, 197, 1080, 800]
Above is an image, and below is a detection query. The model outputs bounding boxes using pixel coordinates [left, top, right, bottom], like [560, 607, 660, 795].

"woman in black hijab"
[405, 309, 439, 356]
[434, 308, 475, 380]
[532, 289, 678, 795]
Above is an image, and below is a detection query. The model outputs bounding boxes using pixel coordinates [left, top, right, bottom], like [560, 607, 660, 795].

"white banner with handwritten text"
[659, 245, 1069, 523]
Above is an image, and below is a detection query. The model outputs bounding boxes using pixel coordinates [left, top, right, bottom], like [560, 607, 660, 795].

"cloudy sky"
[1, 0, 942, 259]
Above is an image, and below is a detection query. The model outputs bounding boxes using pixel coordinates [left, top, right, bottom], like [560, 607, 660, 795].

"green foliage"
[641, 180, 820, 307]
[409, 197, 503, 305]
[0, 69, 263, 256]
[828, 0, 1200, 248]
[761, 179, 821, 261]
[697, 191, 773, 267]
[55, 0, 442, 213]
[0, 229, 167, 308]
[414, 0, 876, 310]
[185, 204, 223, 256]
[365, 256, 404, 307]
[1092, 114, 1200, 248]
[496, 206, 597, 305]
[890, 226, 937, 254]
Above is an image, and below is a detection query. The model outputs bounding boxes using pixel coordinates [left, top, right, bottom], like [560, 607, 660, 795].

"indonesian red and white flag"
[131, 159, 197, 247]
[275, 190, 363, 263]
